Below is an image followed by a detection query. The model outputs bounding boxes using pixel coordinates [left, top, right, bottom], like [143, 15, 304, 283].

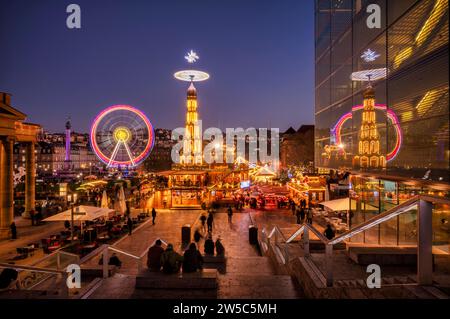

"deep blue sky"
[0, 0, 314, 133]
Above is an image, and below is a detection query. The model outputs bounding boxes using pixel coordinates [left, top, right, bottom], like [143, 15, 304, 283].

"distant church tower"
[64, 117, 72, 170]
[180, 82, 203, 165]
[353, 85, 386, 169]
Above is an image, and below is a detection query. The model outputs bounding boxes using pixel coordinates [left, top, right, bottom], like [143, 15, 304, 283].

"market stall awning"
[43, 205, 114, 222]
[319, 198, 349, 211]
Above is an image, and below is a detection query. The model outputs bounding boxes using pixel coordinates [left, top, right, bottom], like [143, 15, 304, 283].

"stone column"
[418, 199, 433, 285]
[0, 138, 14, 239]
[23, 142, 36, 218]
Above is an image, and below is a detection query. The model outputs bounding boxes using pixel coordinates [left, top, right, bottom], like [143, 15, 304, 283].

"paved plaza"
[88, 208, 302, 299]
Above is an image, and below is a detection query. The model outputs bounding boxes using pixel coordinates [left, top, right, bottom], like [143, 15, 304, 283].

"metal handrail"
[285, 224, 329, 244]
[267, 225, 287, 242]
[0, 263, 65, 275]
[0, 262, 68, 296]
[268, 194, 450, 287]
[328, 196, 419, 245]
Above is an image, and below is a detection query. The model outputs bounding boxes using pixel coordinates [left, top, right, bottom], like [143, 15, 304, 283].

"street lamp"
[67, 192, 78, 241]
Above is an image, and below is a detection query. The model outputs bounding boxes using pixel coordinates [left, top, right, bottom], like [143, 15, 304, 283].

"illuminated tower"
[64, 117, 72, 170]
[180, 82, 203, 165]
[353, 85, 386, 169]
[174, 50, 210, 166]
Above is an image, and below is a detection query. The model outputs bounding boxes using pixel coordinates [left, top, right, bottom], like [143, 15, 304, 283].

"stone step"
[218, 274, 300, 299]
[403, 285, 439, 299]
[421, 286, 449, 299]
[225, 256, 275, 275]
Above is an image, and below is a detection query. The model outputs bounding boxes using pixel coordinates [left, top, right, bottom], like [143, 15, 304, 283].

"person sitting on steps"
[147, 239, 164, 271]
[160, 243, 183, 274]
[204, 234, 215, 255]
[182, 243, 203, 273]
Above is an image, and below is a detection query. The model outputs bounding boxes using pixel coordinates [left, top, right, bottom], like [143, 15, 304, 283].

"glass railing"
[262, 195, 450, 287]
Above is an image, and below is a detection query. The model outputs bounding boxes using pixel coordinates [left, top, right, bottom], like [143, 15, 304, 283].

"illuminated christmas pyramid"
[353, 85, 386, 169]
[180, 82, 203, 165]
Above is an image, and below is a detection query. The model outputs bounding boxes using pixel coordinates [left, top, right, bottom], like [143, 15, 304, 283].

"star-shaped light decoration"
[361, 49, 380, 62]
[185, 50, 199, 64]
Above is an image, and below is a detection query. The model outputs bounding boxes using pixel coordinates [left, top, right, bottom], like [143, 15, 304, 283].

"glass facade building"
[315, 0, 449, 247]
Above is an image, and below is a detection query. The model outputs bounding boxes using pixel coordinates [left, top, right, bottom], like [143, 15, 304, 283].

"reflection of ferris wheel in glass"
[90, 105, 155, 168]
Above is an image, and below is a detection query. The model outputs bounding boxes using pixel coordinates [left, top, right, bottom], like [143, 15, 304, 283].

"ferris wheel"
[90, 105, 155, 168]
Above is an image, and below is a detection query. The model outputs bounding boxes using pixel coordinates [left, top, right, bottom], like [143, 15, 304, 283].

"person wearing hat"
[160, 243, 183, 274]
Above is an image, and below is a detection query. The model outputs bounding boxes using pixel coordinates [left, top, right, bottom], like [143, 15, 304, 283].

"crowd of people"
[146, 235, 225, 274]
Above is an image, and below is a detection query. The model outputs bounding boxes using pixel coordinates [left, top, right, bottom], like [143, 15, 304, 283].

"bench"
[202, 255, 226, 274]
[80, 265, 117, 278]
[136, 268, 217, 289]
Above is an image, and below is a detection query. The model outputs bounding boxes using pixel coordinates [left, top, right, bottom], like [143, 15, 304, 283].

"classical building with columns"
[0, 92, 40, 239]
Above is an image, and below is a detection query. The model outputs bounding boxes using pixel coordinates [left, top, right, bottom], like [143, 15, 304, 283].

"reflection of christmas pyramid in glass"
[352, 85, 386, 169]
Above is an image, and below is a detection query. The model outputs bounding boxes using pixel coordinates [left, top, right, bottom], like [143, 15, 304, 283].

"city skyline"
[0, 0, 315, 133]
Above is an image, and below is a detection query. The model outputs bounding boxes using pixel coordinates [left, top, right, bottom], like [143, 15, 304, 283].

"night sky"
[0, 0, 314, 133]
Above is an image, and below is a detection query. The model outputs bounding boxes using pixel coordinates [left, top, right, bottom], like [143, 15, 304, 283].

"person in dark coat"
[307, 208, 313, 224]
[127, 217, 133, 236]
[300, 198, 307, 209]
[204, 235, 215, 255]
[215, 237, 225, 256]
[151, 208, 157, 225]
[10, 222, 17, 240]
[0, 268, 19, 289]
[291, 201, 296, 215]
[182, 243, 203, 273]
[207, 213, 214, 232]
[296, 208, 302, 224]
[300, 208, 306, 224]
[160, 244, 183, 274]
[193, 229, 203, 244]
[29, 210, 35, 226]
[227, 206, 233, 224]
[108, 253, 122, 268]
[147, 239, 164, 271]
[324, 224, 336, 240]
[200, 214, 207, 232]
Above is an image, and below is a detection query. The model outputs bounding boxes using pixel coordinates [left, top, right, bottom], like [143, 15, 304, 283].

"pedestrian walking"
[296, 208, 301, 224]
[10, 222, 17, 239]
[29, 209, 35, 226]
[193, 228, 203, 244]
[307, 207, 313, 224]
[151, 208, 157, 225]
[227, 206, 233, 224]
[207, 212, 214, 233]
[300, 208, 306, 224]
[291, 201, 296, 215]
[127, 217, 133, 236]
[300, 198, 307, 209]
[200, 214, 207, 232]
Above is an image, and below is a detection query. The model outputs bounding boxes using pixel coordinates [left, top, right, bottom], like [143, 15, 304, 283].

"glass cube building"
[315, 0, 449, 245]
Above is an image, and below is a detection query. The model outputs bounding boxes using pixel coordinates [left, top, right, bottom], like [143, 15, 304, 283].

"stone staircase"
[217, 256, 301, 299]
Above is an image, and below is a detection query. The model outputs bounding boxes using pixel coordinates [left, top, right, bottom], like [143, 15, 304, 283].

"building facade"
[13, 132, 100, 176]
[315, 0, 449, 245]
[143, 128, 175, 172]
[280, 125, 315, 169]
